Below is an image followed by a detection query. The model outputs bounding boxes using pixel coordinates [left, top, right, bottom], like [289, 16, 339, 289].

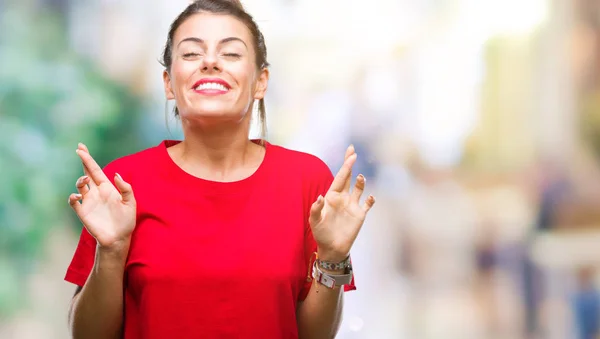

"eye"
[223, 53, 242, 58]
[182, 52, 201, 58]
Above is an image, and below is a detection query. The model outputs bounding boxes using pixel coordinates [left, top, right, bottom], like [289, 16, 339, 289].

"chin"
[180, 106, 245, 123]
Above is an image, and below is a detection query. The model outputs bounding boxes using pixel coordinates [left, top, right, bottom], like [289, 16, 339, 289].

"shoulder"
[267, 143, 334, 195]
[268, 143, 332, 179]
[102, 141, 164, 177]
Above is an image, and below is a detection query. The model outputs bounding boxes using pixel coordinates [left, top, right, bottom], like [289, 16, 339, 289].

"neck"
[174, 116, 263, 181]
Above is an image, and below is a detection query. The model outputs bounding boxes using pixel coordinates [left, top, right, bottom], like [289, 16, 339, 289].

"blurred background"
[2, 0, 600, 338]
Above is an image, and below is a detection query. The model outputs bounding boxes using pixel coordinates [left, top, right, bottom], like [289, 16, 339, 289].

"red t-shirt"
[65, 140, 356, 339]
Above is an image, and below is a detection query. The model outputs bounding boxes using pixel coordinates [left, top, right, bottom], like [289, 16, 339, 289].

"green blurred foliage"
[0, 5, 148, 317]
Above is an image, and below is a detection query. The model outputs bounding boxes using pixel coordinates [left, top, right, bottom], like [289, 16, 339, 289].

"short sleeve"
[65, 227, 97, 286]
[298, 157, 356, 301]
[64, 163, 120, 287]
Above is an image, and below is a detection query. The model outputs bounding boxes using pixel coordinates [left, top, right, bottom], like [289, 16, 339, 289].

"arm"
[69, 244, 129, 339]
[296, 267, 345, 339]
[66, 143, 137, 339]
[297, 145, 375, 338]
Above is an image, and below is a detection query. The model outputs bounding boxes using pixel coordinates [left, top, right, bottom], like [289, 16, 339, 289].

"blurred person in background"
[63, 1, 376, 338]
[572, 266, 600, 339]
[523, 159, 570, 338]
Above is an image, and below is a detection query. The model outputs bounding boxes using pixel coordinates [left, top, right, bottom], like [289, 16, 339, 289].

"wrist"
[316, 249, 349, 263]
[315, 250, 351, 274]
[311, 260, 353, 289]
[98, 237, 131, 253]
[96, 239, 130, 265]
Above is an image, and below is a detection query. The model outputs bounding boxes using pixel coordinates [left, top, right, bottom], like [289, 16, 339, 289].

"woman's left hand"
[309, 145, 376, 263]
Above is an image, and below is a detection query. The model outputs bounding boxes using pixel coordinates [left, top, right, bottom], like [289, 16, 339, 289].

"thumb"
[114, 173, 135, 204]
[309, 195, 325, 225]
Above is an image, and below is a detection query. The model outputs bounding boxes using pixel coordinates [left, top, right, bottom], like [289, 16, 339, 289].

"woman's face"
[163, 13, 268, 124]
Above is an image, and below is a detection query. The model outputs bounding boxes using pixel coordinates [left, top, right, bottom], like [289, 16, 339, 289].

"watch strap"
[311, 261, 353, 289]
[317, 255, 351, 271]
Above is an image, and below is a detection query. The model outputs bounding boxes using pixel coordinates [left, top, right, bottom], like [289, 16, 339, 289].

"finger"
[351, 174, 365, 203]
[344, 144, 355, 161]
[77, 149, 109, 185]
[78, 143, 91, 177]
[76, 176, 90, 196]
[342, 145, 355, 192]
[362, 195, 376, 213]
[309, 195, 325, 225]
[329, 153, 357, 193]
[114, 173, 135, 204]
[78, 143, 89, 153]
[68, 193, 83, 214]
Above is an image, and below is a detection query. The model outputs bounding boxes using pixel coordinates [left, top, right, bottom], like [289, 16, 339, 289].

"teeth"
[195, 82, 228, 91]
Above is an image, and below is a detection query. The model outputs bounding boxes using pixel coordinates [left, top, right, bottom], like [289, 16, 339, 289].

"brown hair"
[161, 0, 269, 139]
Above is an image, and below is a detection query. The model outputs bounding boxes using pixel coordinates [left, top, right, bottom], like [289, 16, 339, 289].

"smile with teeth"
[195, 82, 229, 91]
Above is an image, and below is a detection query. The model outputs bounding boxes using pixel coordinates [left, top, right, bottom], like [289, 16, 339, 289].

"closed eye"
[183, 52, 200, 58]
[223, 53, 242, 58]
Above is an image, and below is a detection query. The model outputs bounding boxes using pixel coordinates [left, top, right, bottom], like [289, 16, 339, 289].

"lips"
[192, 78, 231, 93]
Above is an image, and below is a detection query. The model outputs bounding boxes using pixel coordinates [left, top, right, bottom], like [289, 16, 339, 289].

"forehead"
[173, 13, 252, 45]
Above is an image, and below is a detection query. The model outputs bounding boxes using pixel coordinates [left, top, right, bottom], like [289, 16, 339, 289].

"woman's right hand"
[68, 143, 137, 251]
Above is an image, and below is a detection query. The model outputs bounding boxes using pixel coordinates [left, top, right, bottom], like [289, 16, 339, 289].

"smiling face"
[163, 13, 269, 124]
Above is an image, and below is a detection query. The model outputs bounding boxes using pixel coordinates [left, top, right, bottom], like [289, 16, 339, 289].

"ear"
[163, 70, 175, 100]
[253, 68, 269, 100]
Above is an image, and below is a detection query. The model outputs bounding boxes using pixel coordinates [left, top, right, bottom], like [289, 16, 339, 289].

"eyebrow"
[177, 37, 247, 49]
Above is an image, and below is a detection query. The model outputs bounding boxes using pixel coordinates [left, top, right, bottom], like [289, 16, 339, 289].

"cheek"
[231, 66, 256, 91]
[170, 62, 198, 90]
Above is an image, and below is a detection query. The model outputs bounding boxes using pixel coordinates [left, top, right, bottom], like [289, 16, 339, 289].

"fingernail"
[358, 174, 365, 182]
[77, 176, 88, 185]
[115, 173, 122, 181]
[317, 195, 323, 203]
[74, 194, 82, 199]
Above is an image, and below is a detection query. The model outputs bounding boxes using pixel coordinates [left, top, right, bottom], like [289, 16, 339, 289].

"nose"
[201, 52, 220, 73]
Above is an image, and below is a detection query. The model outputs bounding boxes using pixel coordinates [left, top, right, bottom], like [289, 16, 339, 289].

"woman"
[65, 1, 375, 338]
